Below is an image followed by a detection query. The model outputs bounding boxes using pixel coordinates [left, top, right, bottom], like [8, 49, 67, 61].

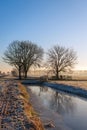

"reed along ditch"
[26, 85, 87, 130]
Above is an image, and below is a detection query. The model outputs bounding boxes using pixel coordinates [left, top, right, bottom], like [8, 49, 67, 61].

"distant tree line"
[3, 40, 77, 79]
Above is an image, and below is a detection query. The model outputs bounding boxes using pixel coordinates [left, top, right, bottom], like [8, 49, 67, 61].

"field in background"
[27, 70, 87, 90]
[49, 80, 87, 90]
[1, 69, 87, 91]
[27, 70, 87, 80]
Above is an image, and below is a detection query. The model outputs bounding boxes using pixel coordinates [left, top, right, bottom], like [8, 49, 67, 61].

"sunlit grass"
[18, 83, 29, 100]
[50, 80, 87, 90]
[18, 83, 44, 130]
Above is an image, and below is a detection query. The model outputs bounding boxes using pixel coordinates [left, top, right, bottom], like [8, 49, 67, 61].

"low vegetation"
[18, 83, 44, 130]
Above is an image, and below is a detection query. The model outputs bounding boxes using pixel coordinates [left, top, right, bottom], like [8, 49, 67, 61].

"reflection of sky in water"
[28, 86, 87, 130]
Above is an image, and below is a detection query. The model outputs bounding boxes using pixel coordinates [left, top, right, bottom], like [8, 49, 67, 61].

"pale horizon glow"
[74, 66, 87, 71]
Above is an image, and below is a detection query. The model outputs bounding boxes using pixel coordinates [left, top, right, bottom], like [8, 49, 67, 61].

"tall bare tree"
[19, 41, 43, 78]
[3, 41, 23, 79]
[47, 45, 77, 79]
[3, 41, 44, 79]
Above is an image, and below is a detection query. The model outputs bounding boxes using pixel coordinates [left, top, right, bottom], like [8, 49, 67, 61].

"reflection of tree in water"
[38, 86, 75, 115]
[38, 86, 48, 96]
[50, 91, 75, 115]
[40, 86, 48, 92]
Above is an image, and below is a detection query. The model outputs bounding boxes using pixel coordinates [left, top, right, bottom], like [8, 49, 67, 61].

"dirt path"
[0, 81, 30, 129]
[0, 81, 44, 130]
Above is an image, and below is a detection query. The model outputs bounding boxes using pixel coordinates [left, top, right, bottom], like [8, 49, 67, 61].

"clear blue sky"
[0, 0, 87, 72]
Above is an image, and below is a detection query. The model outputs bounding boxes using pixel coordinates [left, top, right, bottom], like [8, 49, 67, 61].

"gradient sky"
[0, 0, 87, 72]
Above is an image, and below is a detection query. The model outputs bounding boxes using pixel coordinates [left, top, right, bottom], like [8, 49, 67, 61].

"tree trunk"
[19, 66, 22, 80]
[56, 67, 59, 79]
[56, 72, 59, 79]
[24, 71, 27, 79]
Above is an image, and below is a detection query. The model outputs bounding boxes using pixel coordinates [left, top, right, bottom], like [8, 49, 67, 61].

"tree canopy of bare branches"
[47, 45, 77, 79]
[20, 41, 43, 78]
[3, 41, 43, 79]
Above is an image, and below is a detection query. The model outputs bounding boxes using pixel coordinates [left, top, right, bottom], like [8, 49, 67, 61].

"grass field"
[49, 80, 87, 90]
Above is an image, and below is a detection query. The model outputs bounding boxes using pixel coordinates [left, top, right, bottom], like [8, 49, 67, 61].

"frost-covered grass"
[18, 83, 44, 130]
[43, 81, 87, 99]
[49, 80, 87, 90]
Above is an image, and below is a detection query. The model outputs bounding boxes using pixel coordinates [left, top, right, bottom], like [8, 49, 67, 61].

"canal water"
[28, 85, 87, 130]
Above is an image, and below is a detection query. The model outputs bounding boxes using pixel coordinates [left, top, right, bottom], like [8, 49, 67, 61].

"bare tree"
[3, 41, 23, 79]
[3, 40, 44, 79]
[47, 45, 77, 79]
[19, 41, 44, 78]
